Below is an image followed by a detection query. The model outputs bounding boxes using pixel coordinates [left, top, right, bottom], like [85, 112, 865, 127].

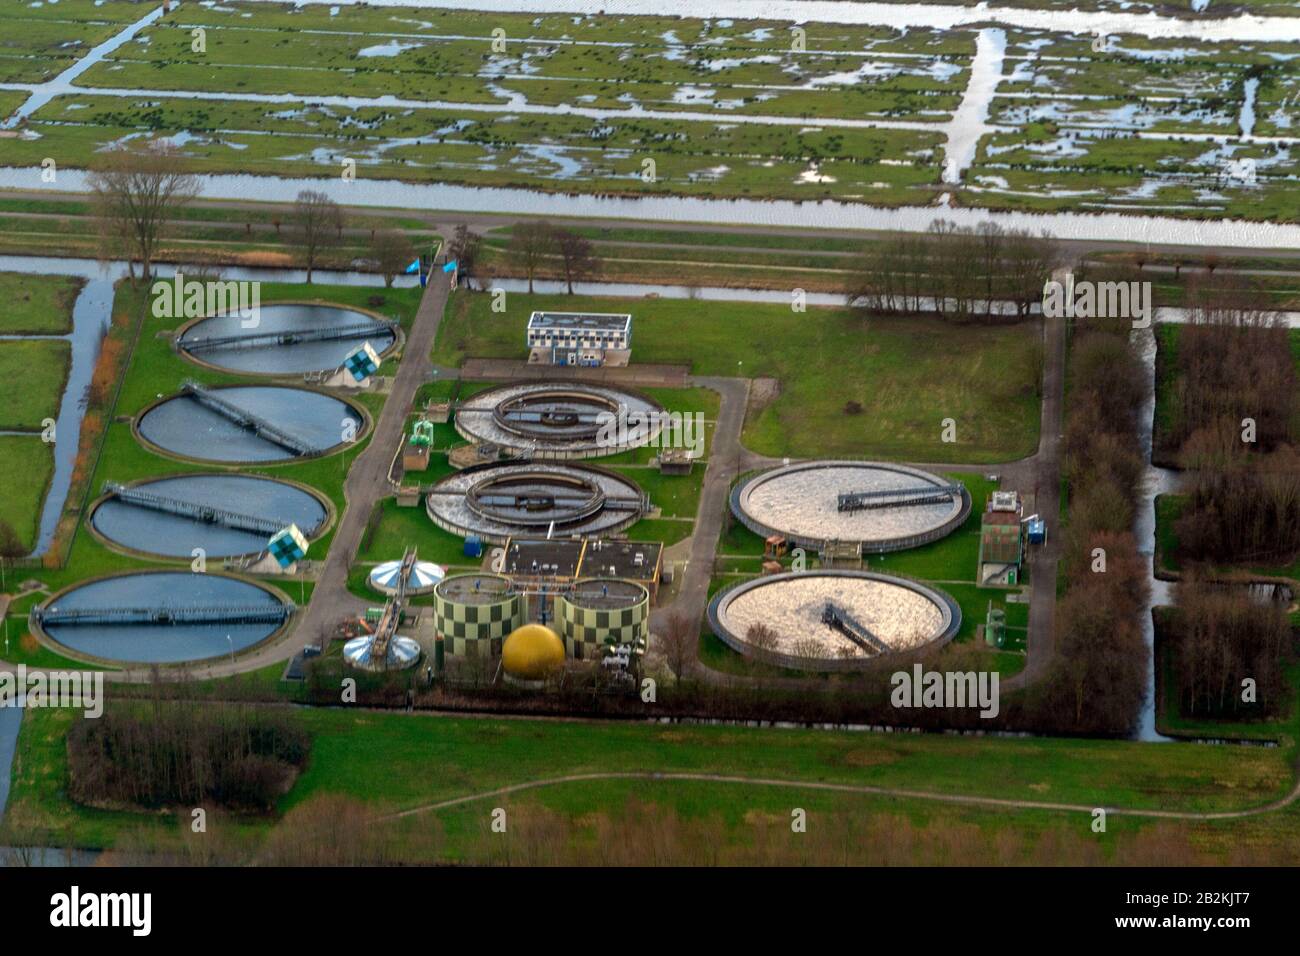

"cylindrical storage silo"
[554, 578, 650, 661]
[432, 573, 524, 662]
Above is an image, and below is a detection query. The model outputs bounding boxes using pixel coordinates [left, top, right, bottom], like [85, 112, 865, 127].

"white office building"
[526, 311, 632, 367]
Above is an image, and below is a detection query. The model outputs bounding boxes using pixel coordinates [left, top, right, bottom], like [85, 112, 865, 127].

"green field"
[4, 701, 1296, 863]
[10, 92, 943, 206]
[434, 291, 1042, 464]
[0, 272, 81, 334]
[0, 435, 53, 552]
[0, 339, 69, 431]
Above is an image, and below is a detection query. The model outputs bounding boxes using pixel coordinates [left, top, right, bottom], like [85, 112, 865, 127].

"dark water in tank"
[91, 474, 327, 558]
[137, 385, 363, 462]
[178, 303, 395, 374]
[42, 572, 287, 664]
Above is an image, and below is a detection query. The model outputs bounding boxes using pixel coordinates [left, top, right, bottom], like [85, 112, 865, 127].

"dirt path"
[380, 767, 1300, 823]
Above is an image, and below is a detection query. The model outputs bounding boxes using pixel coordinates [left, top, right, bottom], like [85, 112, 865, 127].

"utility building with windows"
[526, 311, 632, 367]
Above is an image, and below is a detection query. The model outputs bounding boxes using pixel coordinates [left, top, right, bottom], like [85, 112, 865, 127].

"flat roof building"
[500, 536, 664, 601]
[527, 311, 632, 368]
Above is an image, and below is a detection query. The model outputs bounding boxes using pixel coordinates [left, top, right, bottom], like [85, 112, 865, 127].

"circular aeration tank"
[731, 461, 970, 552]
[136, 385, 366, 463]
[343, 634, 422, 671]
[177, 303, 397, 374]
[454, 382, 664, 458]
[89, 474, 329, 559]
[35, 571, 292, 665]
[425, 462, 645, 543]
[432, 573, 524, 662]
[707, 570, 960, 672]
[554, 579, 649, 661]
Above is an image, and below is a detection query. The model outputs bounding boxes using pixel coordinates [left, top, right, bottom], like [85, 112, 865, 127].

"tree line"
[1167, 276, 1299, 569]
[1166, 578, 1292, 719]
[67, 699, 310, 811]
[1032, 299, 1151, 735]
[845, 219, 1062, 322]
[1162, 275, 1298, 724]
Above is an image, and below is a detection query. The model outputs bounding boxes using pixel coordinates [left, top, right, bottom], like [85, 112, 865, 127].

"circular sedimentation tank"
[136, 384, 366, 464]
[425, 462, 646, 543]
[453, 382, 664, 459]
[501, 623, 566, 686]
[432, 573, 524, 662]
[707, 570, 960, 672]
[89, 474, 329, 559]
[177, 302, 397, 375]
[554, 579, 649, 661]
[731, 461, 970, 552]
[34, 571, 292, 665]
[343, 634, 422, 671]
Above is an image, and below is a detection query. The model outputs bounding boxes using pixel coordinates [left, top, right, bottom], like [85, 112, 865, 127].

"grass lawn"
[0, 272, 82, 334]
[358, 497, 476, 568]
[435, 292, 1042, 464]
[869, 474, 997, 581]
[4, 700, 1294, 857]
[0, 339, 69, 430]
[623, 517, 694, 547]
[0, 435, 53, 552]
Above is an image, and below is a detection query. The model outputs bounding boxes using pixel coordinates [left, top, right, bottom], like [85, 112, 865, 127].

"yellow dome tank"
[501, 623, 566, 681]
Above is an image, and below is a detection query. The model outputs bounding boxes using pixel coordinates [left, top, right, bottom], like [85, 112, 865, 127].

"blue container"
[1027, 519, 1046, 544]
[463, 535, 483, 558]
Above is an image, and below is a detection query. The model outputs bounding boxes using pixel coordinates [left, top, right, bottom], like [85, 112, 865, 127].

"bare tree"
[0, 518, 24, 591]
[745, 622, 780, 655]
[87, 140, 198, 283]
[290, 190, 344, 283]
[508, 220, 557, 294]
[445, 224, 483, 290]
[658, 611, 693, 686]
[846, 219, 1058, 322]
[371, 228, 416, 288]
[552, 226, 600, 294]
